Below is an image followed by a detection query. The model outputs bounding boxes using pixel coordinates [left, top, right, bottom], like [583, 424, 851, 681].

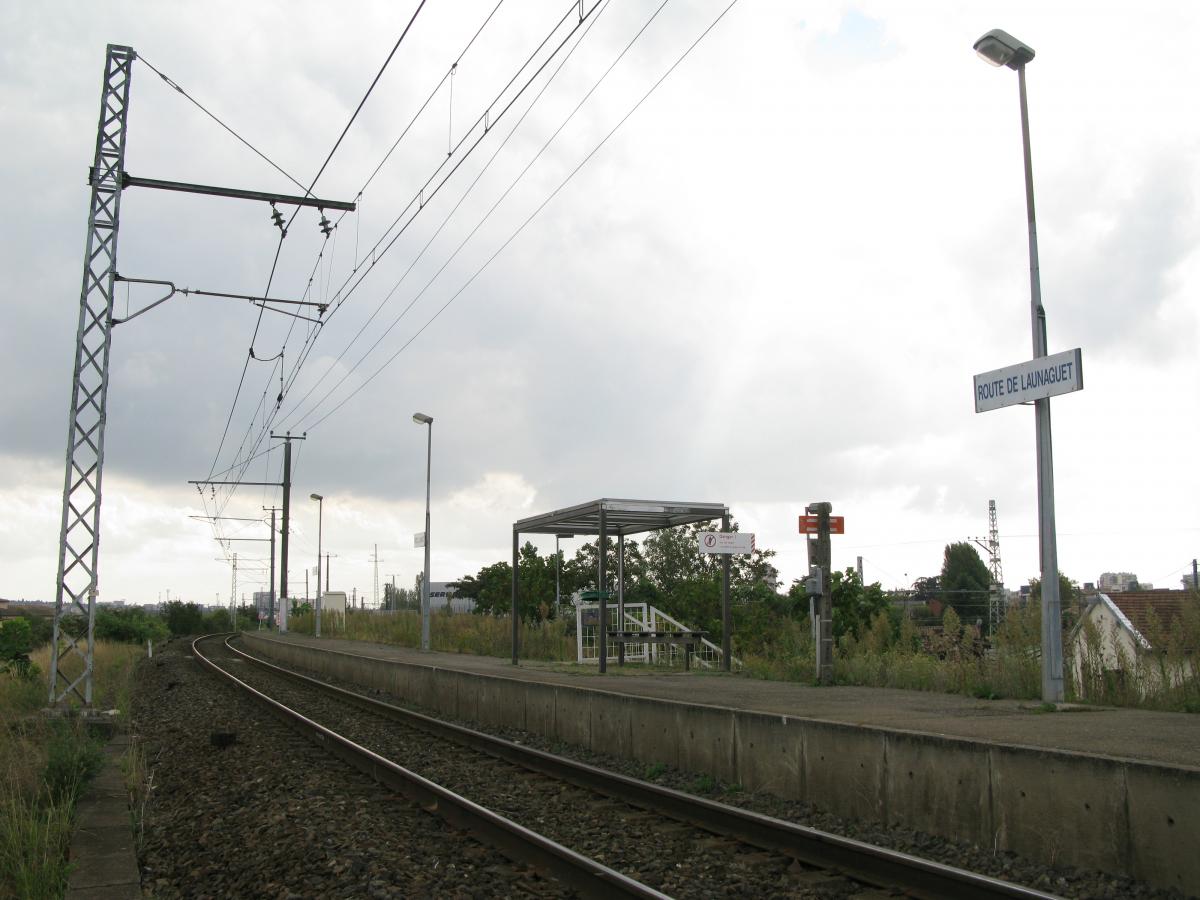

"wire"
[220, 0, 604, 478]
[280, 0, 615, 430]
[302, 0, 742, 432]
[137, 55, 307, 193]
[204, 2, 429, 484]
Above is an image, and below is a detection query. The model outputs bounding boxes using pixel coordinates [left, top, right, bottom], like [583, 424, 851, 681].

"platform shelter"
[511, 499, 731, 672]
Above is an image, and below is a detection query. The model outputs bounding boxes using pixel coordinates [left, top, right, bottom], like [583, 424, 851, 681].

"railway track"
[193, 633, 1060, 900]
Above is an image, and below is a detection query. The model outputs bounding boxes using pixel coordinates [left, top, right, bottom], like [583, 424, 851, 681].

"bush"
[162, 601, 206, 636]
[95, 607, 169, 645]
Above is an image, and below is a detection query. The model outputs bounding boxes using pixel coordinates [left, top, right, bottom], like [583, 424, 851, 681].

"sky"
[1, 0, 1197, 609]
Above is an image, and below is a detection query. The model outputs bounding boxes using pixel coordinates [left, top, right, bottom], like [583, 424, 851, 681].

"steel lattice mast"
[987, 499, 1006, 634]
[50, 45, 136, 706]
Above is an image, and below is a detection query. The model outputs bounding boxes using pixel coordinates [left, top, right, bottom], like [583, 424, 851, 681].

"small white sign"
[698, 532, 755, 555]
[974, 348, 1083, 413]
[414, 531, 426, 548]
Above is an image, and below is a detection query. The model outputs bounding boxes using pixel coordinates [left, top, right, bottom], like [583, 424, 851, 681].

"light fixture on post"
[310, 493, 323, 638]
[974, 28, 1064, 703]
[412, 413, 433, 652]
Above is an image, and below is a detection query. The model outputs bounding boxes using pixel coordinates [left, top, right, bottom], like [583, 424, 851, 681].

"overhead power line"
[301, 0, 743, 432]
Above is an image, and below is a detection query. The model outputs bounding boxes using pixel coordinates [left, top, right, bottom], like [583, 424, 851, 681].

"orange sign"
[799, 515, 844, 535]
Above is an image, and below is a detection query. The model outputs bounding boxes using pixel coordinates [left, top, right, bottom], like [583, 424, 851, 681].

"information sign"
[698, 533, 755, 554]
[414, 531, 426, 548]
[973, 348, 1083, 413]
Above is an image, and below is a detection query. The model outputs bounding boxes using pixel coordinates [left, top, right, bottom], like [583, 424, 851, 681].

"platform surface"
[257, 632, 1200, 768]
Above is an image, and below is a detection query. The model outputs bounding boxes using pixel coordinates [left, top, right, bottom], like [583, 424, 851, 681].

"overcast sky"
[2, 0, 1197, 609]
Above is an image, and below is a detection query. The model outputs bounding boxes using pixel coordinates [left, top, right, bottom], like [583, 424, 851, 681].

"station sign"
[698, 532, 755, 554]
[799, 515, 844, 535]
[973, 348, 1083, 413]
[414, 531, 426, 548]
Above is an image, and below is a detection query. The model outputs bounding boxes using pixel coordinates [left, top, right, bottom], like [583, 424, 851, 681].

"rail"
[219, 634, 1061, 900]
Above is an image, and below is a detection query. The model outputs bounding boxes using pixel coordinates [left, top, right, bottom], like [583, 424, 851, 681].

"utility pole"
[230, 553, 237, 630]
[807, 502, 834, 685]
[371, 544, 382, 610]
[47, 45, 352, 707]
[264, 506, 279, 627]
[386, 574, 401, 611]
[275, 432, 302, 632]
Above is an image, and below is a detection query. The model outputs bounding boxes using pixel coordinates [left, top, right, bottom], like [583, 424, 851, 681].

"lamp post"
[412, 413, 433, 651]
[310, 493, 323, 638]
[555, 533, 575, 613]
[974, 28, 1064, 702]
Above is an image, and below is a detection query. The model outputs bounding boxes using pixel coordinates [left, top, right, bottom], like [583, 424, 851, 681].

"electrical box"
[805, 566, 824, 598]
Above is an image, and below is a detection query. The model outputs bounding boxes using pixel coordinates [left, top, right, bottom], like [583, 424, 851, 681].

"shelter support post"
[721, 513, 731, 672]
[617, 535, 626, 666]
[599, 508, 607, 674]
[511, 530, 519, 665]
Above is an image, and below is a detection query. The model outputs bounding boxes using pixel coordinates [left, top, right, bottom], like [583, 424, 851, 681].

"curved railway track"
[193, 633, 1060, 900]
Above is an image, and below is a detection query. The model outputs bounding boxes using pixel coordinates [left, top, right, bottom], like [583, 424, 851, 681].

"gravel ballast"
[132, 639, 564, 898]
[232, 637, 1193, 900]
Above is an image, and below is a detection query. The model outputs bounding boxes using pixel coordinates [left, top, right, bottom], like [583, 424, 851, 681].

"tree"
[940, 543, 991, 629]
[162, 600, 206, 636]
[830, 568, 889, 642]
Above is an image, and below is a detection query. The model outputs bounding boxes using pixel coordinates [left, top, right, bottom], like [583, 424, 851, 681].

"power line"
[204, 1, 430, 486]
[214, 0, 606, 486]
[280, 0, 616, 430]
[303, 0, 743, 432]
[137, 55, 307, 193]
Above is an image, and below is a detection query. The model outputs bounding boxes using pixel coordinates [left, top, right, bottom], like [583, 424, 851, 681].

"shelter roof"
[513, 498, 728, 537]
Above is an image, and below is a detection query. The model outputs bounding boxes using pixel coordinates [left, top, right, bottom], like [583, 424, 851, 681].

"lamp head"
[310, 493, 322, 501]
[974, 29, 1035, 69]
[412, 412, 433, 425]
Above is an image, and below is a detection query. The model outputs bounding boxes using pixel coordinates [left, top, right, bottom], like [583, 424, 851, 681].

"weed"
[643, 762, 666, 781]
[690, 774, 716, 794]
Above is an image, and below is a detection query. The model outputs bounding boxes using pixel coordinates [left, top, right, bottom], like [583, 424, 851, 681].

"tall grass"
[289, 609, 575, 662]
[0, 641, 142, 898]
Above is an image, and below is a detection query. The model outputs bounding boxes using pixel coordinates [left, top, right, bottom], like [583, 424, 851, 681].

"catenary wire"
[301, 0, 742, 432]
[223, 0, 605, 477]
[279, 0, 615, 430]
[204, 2, 430, 484]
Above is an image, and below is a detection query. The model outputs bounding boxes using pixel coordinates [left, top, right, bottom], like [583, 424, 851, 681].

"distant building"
[1070, 590, 1195, 697]
[1097, 572, 1141, 593]
[253, 591, 273, 619]
[429, 582, 474, 614]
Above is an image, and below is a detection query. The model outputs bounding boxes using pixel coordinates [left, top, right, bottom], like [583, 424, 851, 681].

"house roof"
[1102, 590, 1197, 651]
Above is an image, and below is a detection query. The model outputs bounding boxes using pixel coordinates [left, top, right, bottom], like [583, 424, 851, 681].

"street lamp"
[412, 412, 433, 651]
[555, 533, 575, 612]
[974, 28, 1064, 703]
[310, 493, 323, 638]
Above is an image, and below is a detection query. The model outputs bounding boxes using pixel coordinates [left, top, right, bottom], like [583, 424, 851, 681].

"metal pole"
[1018, 63, 1064, 703]
[721, 514, 731, 672]
[422, 422, 432, 651]
[617, 535, 626, 666]
[510, 529, 519, 665]
[50, 44, 136, 707]
[267, 507, 277, 628]
[280, 440, 292, 633]
[314, 497, 323, 637]
[555, 535, 561, 611]
[599, 508, 608, 674]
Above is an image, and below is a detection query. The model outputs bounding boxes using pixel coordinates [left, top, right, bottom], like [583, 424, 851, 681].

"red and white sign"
[698, 533, 755, 554]
[798, 515, 844, 535]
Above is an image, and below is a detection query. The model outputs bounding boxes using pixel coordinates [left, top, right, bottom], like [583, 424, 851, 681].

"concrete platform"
[255, 632, 1198, 768]
[242, 632, 1200, 896]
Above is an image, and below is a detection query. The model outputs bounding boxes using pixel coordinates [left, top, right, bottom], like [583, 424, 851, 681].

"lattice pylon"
[50, 45, 136, 706]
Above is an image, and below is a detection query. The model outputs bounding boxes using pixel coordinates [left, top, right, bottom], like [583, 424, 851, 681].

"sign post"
[697, 533, 755, 555]
[974, 349, 1083, 703]
[803, 503, 838, 685]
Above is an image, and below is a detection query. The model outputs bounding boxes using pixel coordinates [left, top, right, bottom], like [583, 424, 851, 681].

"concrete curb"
[65, 733, 140, 900]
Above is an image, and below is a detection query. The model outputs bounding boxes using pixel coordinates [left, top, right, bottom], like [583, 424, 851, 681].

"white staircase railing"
[574, 601, 739, 670]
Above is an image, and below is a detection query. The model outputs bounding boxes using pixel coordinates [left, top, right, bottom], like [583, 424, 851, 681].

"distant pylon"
[971, 500, 1006, 634]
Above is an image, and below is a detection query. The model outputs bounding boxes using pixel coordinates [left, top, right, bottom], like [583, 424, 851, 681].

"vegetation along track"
[193, 634, 1059, 900]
